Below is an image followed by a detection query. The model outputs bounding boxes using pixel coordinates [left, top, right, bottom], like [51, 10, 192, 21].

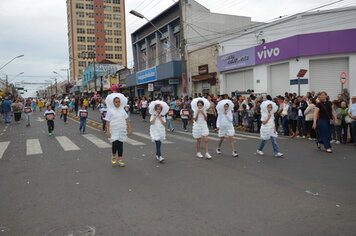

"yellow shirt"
[83, 99, 89, 107]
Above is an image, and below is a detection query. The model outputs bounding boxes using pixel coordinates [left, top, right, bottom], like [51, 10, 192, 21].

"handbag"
[345, 115, 352, 124]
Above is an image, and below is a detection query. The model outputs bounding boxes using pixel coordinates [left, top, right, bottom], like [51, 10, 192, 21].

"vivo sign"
[256, 46, 280, 60]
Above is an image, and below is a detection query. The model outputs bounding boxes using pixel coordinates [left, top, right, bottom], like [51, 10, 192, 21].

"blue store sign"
[136, 67, 157, 85]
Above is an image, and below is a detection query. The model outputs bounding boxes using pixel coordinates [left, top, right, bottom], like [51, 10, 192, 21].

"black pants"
[207, 114, 216, 129]
[47, 120, 54, 132]
[291, 120, 297, 133]
[155, 140, 161, 156]
[182, 119, 188, 130]
[112, 140, 123, 156]
[63, 114, 67, 123]
[102, 119, 106, 131]
[14, 112, 21, 121]
[141, 108, 147, 120]
[305, 120, 316, 139]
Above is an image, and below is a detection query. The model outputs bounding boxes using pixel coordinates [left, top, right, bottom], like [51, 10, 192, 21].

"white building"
[217, 7, 356, 100]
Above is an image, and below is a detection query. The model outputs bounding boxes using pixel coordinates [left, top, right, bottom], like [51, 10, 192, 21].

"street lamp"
[50, 77, 58, 96]
[0, 55, 24, 71]
[60, 68, 70, 83]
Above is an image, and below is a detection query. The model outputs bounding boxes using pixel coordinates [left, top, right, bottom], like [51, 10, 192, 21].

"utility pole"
[5, 75, 8, 93]
[179, 0, 188, 96]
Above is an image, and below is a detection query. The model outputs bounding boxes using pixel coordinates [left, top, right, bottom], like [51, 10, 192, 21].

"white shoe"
[155, 155, 160, 161]
[330, 140, 335, 144]
[308, 138, 313, 141]
[159, 156, 165, 162]
[335, 141, 340, 144]
[302, 136, 306, 139]
[232, 151, 238, 157]
[205, 153, 212, 159]
[216, 148, 221, 154]
[256, 150, 264, 156]
[196, 152, 203, 158]
[275, 152, 284, 157]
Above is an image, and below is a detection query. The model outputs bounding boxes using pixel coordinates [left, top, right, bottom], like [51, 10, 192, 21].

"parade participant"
[166, 108, 174, 132]
[149, 100, 169, 163]
[61, 101, 69, 124]
[139, 96, 148, 122]
[180, 104, 190, 131]
[24, 100, 33, 127]
[105, 93, 132, 167]
[191, 97, 211, 159]
[11, 99, 23, 123]
[256, 100, 284, 157]
[31, 99, 37, 112]
[37, 99, 44, 111]
[44, 105, 55, 136]
[313, 91, 337, 153]
[83, 98, 89, 110]
[99, 103, 108, 131]
[78, 105, 88, 133]
[215, 99, 238, 157]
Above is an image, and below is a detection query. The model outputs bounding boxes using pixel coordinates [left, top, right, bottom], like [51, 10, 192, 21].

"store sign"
[199, 64, 209, 75]
[136, 67, 157, 84]
[148, 83, 154, 92]
[95, 64, 123, 73]
[169, 79, 179, 85]
[340, 72, 348, 85]
[217, 47, 255, 72]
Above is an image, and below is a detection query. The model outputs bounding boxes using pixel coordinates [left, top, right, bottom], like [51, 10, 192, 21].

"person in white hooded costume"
[105, 93, 132, 166]
[149, 101, 169, 163]
[256, 100, 284, 157]
[215, 99, 238, 157]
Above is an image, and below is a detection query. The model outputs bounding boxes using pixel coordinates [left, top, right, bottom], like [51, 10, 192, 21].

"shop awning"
[192, 72, 217, 85]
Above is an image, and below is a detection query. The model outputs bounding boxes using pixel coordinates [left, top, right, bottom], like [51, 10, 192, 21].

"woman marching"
[105, 93, 132, 167]
[191, 97, 212, 159]
[149, 100, 169, 163]
[256, 100, 284, 157]
[215, 99, 238, 157]
[313, 91, 337, 153]
[24, 99, 33, 127]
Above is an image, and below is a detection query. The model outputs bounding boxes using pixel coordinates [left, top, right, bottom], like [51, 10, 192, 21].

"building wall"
[67, 0, 127, 82]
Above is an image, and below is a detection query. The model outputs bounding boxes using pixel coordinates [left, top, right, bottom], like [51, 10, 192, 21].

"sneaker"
[232, 151, 239, 157]
[275, 152, 284, 158]
[49, 132, 52, 136]
[167, 129, 171, 132]
[216, 148, 222, 154]
[205, 153, 212, 159]
[196, 152, 203, 158]
[117, 158, 126, 167]
[302, 136, 306, 139]
[155, 155, 160, 161]
[184, 129, 188, 132]
[308, 138, 313, 141]
[171, 128, 175, 132]
[256, 150, 264, 156]
[159, 156, 165, 163]
[111, 155, 117, 164]
[330, 140, 336, 144]
[335, 141, 340, 144]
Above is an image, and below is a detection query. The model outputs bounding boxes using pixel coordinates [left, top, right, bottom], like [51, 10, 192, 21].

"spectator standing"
[304, 98, 316, 141]
[348, 96, 356, 145]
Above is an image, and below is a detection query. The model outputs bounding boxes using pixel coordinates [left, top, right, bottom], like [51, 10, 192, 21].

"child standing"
[180, 104, 190, 131]
[44, 105, 55, 136]
[166, 109, 174, 132]
[78, 105, 88, 133]
[24, 100, 33, 127]
[215, 99, 238, 157]
[105, 93, 132, 167]
[61, 102, 69, 124]
[192, 98, 211, 159]
[149, 101, 169, 163]
[99, 103, 107, 131]
[257, 100, 284, 157]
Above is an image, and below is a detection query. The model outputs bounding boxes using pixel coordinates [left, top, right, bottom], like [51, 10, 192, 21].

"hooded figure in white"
[216, 99, 235, 138]
[149, 101, 169, 141]
[191, 97, 210, 139]
[259, 100, 278, 140]
[104, 93, 129, 143]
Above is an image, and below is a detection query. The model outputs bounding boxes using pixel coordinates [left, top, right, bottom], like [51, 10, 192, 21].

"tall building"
[66, 0, 127, 82]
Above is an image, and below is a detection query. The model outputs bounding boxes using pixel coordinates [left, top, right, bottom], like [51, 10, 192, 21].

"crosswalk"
[0, 130, 267, 159]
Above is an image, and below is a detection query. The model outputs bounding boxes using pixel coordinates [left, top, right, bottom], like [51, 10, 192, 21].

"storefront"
[191, 64, 218, 96]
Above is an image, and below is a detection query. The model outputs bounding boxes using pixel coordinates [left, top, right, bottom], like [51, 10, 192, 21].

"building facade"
[217, 7, 356, 100]
[66, 0, 127, 81]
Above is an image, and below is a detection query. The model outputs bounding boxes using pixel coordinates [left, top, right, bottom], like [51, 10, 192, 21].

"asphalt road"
[0, 110, 355, 236]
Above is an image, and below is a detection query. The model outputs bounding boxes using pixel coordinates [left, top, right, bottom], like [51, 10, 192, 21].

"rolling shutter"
[270, 63, 290, 97]
[225, 69, 253, 94]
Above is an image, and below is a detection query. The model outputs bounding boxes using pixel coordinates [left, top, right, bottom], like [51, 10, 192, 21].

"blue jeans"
[80, 118, 87, 131]
[155, 140, 162, 156]
[282, 116, 289, 136]
[258, 136, 280, 154]
[4, 112, 11, 123]
[167, 119, 173, 130]
[317, 119, 331, 149]
[297, 116, 306, 136]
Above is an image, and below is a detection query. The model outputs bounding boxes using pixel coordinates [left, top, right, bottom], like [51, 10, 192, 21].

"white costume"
[104, 93, 128, 143]
[191, 98, 210, 139]
[216, 99, 235, 137]
[149, 101, 169, 141]
[259, 100, 278, 140]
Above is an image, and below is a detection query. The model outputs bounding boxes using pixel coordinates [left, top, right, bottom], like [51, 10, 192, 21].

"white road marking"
[83, 134, 111, 148]
[209, 132, 248, 140]
[132, 132, 174, 144]
[126, 138, 146, 146]
[55, 136, 80, 151]
[174, 130, 238, 141]
[26, 139, 43, 155]
[167, 133, 194, 142]
[0, 141, 10, 159]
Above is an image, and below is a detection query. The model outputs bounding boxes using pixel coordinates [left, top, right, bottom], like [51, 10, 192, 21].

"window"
[78, 61, 86, 67]
[86, 12, 94, 18]
[175, 33, 181, 49]
[87, 37, 95, 42]
[113, 14, 120, 20]
[105, 38, 113, 43]
[104, 14, 112, 20]
[76, 3, 84, 9]
[77, 36, 86, 42]
[113, 6, 120, 12]
[86, 0, 93, 2]
[113, 22, 121, 28]
[76, 11, 84, 18]
[113, 0, 120, 3]
[87, 28, 95, 34]
[77, 28, 85, 34]
[106, 54, 114, 59]
[104, 0, 111, 3]
[77, 20, 85, 26]
[114, 54, 122, 59]
[87, 45, 96, 50]
[114, 46, 122, 51]
[79, 69, 83, 74]
[104, 21, 112, 28]
[104, 6, 112, 12]
[105, 30, 112, 35]
[85, 4, 94, 9]
[105, 46, 113, 51]
[78, 45, 86, 50]
[86, 20, 94, 26]
[113, 30, 120, 36]
[114, 38, 121, 44]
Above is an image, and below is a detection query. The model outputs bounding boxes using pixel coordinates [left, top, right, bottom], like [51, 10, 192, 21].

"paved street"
[0, 110, 356, 235]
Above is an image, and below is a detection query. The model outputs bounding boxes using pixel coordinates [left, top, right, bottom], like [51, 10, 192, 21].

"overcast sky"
[0, 0, 355, 97]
